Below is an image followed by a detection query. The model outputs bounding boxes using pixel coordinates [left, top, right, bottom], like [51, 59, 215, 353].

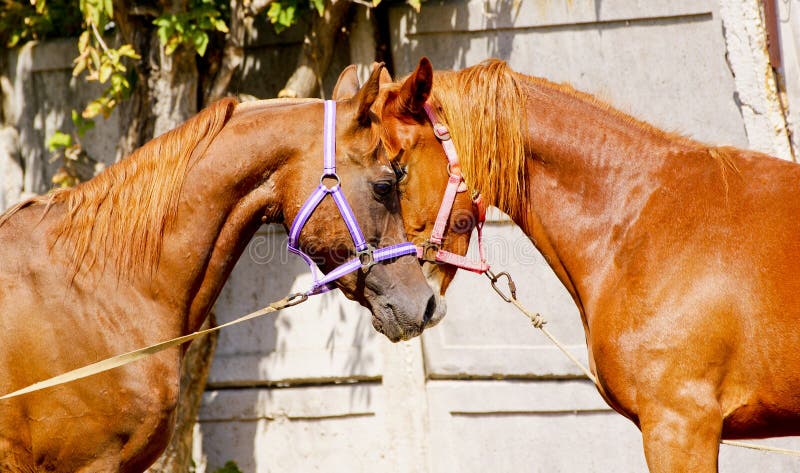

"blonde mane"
[431, 60, 528, 221]
[1, 97, 237, 279]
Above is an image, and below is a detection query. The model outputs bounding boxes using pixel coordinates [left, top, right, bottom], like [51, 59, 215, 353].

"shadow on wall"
[208, 225, 380, 386]
[395, 0, 519, 73]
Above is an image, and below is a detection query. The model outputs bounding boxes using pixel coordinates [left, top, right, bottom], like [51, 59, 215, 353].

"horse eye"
[372, 181, 395, 197]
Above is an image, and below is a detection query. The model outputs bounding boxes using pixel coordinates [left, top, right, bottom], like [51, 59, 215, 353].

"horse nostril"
[422, 295, 436, 328]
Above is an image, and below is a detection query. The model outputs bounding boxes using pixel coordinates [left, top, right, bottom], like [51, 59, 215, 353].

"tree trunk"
[147, 318, 219, 473]
[0, 51, 24, 211]
[112, 6, 216, 472]
[279, 0, 353, 98]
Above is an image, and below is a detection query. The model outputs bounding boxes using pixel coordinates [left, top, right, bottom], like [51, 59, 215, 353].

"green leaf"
[278, 5, 296, 27]
[82, 100, 104, 119]
[109, 73, 129, 90]
[71, 109, 95, 137]
[213, 461, 244, 473]
[8, 33, 21, 48]
[47, 131, 72, 151]
[72, 60, 86, 77]
[117, 44, 139, 59]
[267, 3, 281, 17]
[98, 62, 112, 83]
[193, 32, 209, 56]
[165, 41, 178, 56]
[78, 30, 90, 52]
[310, 0, 325, 16]
[213, 18, 228, 33]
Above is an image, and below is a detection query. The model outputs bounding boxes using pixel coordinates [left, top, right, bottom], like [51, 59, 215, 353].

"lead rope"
[0, 293, 308, 400]
[485, 269, 800, 458]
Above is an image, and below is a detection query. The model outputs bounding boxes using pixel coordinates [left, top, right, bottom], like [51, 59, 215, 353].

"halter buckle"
[420, 241, 440, 263]
[357, 244, 377, 270]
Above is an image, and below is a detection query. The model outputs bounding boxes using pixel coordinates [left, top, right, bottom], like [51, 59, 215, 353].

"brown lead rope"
[485, 269, 800, 458]
[0, 292, 309, 401]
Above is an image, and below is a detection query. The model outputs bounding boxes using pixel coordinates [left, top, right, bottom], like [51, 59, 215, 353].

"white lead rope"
[0, 293, 308, 401]
[486, 269, 800, 458]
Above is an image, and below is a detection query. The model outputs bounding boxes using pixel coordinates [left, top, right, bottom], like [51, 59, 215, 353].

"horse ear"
[396, 57, 433, 116]
[379, 66, 392, 85]
[353, 62, 385, 126]
[333, 64, 360, 100]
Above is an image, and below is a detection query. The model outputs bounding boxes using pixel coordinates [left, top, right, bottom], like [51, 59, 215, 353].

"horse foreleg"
[638, 400, 722, 473]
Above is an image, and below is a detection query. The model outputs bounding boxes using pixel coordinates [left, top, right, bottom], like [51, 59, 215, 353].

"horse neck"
[154, 103, 309, 332]
[513, 77, 702, 316]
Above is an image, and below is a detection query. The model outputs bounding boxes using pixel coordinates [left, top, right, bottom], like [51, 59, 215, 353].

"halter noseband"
[419, 102, 489, 274]
[288, 100, 418, 295]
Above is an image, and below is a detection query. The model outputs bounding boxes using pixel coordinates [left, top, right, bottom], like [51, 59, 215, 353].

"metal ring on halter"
[433, 123, 451, 140]
[319, 173, 341, 191]
[446, 162, 461, 177]
[283, 292, 310, 307]
[357, 244, 377, 270]
[420, 241, 440, 263]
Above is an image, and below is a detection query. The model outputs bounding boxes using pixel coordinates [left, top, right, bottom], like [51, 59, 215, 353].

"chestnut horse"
[332, 63, 480, 296]
[0, 65, 445, 472]
[392, 58, 800, 472]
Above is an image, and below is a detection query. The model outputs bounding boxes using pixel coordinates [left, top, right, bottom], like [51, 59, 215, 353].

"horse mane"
[431, 60, 743, 221]
[0, 97, 237, 280]
[430, 60, 528, 221]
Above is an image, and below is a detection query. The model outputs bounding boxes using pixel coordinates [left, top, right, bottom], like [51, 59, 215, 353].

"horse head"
[333, 59, 482, 303]
[264, 64, 446, 342]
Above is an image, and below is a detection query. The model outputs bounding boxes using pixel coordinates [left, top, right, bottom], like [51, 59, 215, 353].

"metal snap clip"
[485, 269, 517, 303]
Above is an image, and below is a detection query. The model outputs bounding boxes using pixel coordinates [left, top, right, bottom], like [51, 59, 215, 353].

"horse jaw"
[421, 261, 448, 328]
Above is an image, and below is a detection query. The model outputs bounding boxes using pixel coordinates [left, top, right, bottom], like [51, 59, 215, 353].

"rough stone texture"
[196, 384, 389, 472]
[392, 1, 749, 148]
[777, 0, 800, 161]
[718, 0, 794, 160]
[207, 226, 384, 386]
[1, 39, 121, 194]
[425, 380, 800, 473]
[422, 222, 588, 379]
[0, 126, 23, 211]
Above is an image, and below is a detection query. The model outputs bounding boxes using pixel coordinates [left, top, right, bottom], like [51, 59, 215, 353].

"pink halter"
[418, 102, 489, 274]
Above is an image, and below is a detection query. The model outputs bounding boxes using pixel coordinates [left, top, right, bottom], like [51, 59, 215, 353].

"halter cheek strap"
[287, 100, 418, 295]
[419, 102, 489, 274]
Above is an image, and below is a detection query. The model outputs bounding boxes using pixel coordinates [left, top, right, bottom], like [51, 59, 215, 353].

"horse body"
[421, 59, 800, 471]
[0, 202, 183, 472]
[0, 64, 444, 472]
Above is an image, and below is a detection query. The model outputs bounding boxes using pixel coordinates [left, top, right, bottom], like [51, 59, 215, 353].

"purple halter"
[287, 100, 418, 295]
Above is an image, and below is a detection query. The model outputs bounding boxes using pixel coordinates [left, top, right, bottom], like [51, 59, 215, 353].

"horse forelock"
[430, 60, 528, 222]
[28, 97, 237, 281]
